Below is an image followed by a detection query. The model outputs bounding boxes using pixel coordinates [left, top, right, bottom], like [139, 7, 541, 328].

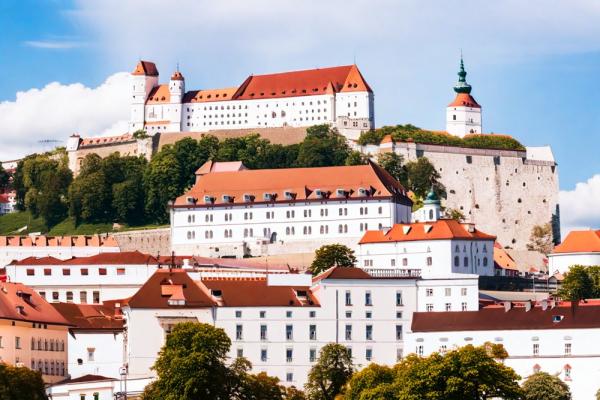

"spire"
[453, 55, 472, 94]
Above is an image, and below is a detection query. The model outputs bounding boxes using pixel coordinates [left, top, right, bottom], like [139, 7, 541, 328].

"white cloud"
[23, 40, 87, 50]
[0, 73, 129, 161]
[559, 175, 600, 236]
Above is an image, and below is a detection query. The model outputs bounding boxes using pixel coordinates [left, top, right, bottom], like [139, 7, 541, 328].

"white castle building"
[170, 161, 413, 257]
[446, 57, 482, 137]
[128, 60, 374, 140]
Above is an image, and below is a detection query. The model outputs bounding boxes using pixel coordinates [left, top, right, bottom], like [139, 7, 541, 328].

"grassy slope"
[0, 211, 47, 235]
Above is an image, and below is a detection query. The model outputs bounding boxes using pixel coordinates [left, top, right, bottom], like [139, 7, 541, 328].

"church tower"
[412, 187, 442, 222]
[129, 61, 159, 133]
[446, 57, 482, 137]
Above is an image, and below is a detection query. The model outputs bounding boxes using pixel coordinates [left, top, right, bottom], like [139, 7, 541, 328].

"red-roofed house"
[0, 282, 71, 383]
[171, 161, 412, 258]
[548, 230, 600, 274]
[0, 191, 16, 215]
[128, 61, 374, 139]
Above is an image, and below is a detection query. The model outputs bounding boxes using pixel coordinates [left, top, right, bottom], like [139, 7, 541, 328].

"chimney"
[504, 301, 511, 312]
[525, 301, 532, 312]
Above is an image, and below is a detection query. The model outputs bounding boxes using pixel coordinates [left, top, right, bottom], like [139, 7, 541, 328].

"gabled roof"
[58, 374, 116, 384]
[412, 301, 600, 332]
[195, 160, 247, 176]
[51, 303, 124, 331]
[146, 84, 170, 104]
[200, 277, 318, 307]
[11, 251, 157, 266]
[493, 243, 519, 271]
[232, 65, 371, 100]
[553, 230, 600, 254]
[127, 269, 215, 309]
[175, 161, 410, 206]
[448, 92, 481, 108]
[132, 61, 159, 77]
[312, 266, 372, 283]
[359, 219, 495, 244]
[0, 282, 71, 325]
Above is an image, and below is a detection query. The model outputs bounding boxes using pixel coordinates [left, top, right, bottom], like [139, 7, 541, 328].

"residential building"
[0, 282, 70, 383]
[123, 267, 479, 386]
[170, 161, 413, 257]
[52, 302, 125, 379]
[0, 191, 16, 215]
[0, 235, 120, 268]
[407, 300, 600, 400]
[548, 230, 600, 274]
[46, 374, 151, 400]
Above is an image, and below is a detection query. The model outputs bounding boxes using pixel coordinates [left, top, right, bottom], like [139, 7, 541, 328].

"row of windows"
[234, 323, 403, 342]
[426, 287, 469, 297]
[31, 359, 66, 376]
[425, 302, 468, 312]
[453, 256, 489, 267]
[30, 337, 65, 352]
[39, 290, 101, 304]
[344, 290, 404, 307]
[26, 267, 126, 277]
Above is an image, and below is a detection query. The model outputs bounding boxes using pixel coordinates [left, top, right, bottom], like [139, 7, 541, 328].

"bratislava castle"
[129, 61, 375, 140]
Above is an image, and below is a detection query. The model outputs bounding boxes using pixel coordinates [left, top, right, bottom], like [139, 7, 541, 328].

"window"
[260, 325, 267, 341]
[286, 310, 293, 318]
[366, 348, 373, 361]
[235, 310, 242, 318]
[81, 268, 89, 276]
[445, 303, 451, 311]
[461, 288, 467, 296]
[310, 348, 317, 362]
[396, 311, 403, 319]
[345, 311, 352, 318]
[564, 343, 572, 356]
[396, 325, 403, 340]
[87, 347, 95, 361]
[79, 291, 87, 304]
[286, 325, 294, 340]
[235, 325, 243, 340]
[397, 348, 403, 361]
[260, 311, 266, 319]
[345, 325, 352, 340]
[454, 256, 460, 267]
[52, 292, 59, 302]
[26, 269, 34, 276]
[237, 348, 243, 358]
[365, 291, 372, 306]
[564, 365, 571, 380]
[461, 302, 468, 311]
[94, 393, 99, 400]
[44, 269, 51, 276]
[417, 345, 424, 356]
[117, 268, 126, 276]
[286, 348, 293, 362]
[261, 349, 268, 362]
[345, 291, 352, 306]
[445, 288, 451, 296]
[286, 372, 293, 382]
[426, 257, 433, 266]
[402, 258, 408, 266]
[366, 325, 373, 340]
[533, 343, 539, 356]
[309, 311, 316, 318]
[309, 325, 317, 340]
[464, 257, 469, 267]
[426, 288, 433, 297]
[483, 257, 488, 267]
[66, 291, 73, 302]
[426, 304, 433, 312]
[15, 336, 21, 349]
[99, 268, 107, 276]
[93, 291, 100, 304]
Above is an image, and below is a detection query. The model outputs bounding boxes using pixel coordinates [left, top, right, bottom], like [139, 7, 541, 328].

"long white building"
[122, 267, 479, 387]
[170, 161, 413, 257]
[407, 300, 600, 400]
[128, 60, 374, 140]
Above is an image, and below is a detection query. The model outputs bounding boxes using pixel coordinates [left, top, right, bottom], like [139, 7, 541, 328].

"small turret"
[412, 186, 442, 222]
[169, 68, 185, 103]
[446, 56, 482, 138]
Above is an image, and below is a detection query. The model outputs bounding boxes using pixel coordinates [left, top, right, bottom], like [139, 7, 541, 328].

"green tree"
[143, 146, 182, 223]
[404, 157, 445, 199]
[0, 164, 9, 190]
[522, 371, 571, 400]
[296, 125, 351, 167]
[0, 363, 47, 400]
[132, 129, 149, 139]
[345, 151, 369, 166]
[304, 343, 354, 400]
[310, 244, 357, 275]
[558, 265, 597, 301]
[174, 136, 218, 190]
[376, 152, 406, 186]
[237, 370, 286, 400]
[527, 223, 554, 255]
[343, 364, 395, 400]
[143, 322, 236, 400]
[284, 387, 307, 400]
[112, 179, 145, 224]
[444, 208, 466, 222]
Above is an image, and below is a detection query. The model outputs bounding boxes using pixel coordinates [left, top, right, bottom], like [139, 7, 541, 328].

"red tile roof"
[412, 301, 600, 332]
[146, 84, 170, 104]
[175, 161, 410, 207]
[132, 61, 159, 77]
[312, 266, 372, 283]
[11, 251, 157, 266]
[232, 65, 371, 100]
[448, 92, 481, 108]
[127, 269, 215, 309]
[51, 303, 124, 331]
[183, 87, 238, 103]
[80, 134, 134, 148]
[171, 71, 184, 81]
[553, 230, 600, 254]
[0, 282, 71, 325]
[195, 160, 247, 176]
[155, 255, 290, 271]
[200, 277, 318, 307]
[359, 219, 495, 244]
[494, 243, 519, 271]
[58, 374, 116, 384]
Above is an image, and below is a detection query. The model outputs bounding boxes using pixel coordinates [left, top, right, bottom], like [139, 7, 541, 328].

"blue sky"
[0, 0, 599, 230]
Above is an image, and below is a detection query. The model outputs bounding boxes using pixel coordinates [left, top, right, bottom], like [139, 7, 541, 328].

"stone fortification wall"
[370, 141, 559, 249]
[112, 228, 171, 257]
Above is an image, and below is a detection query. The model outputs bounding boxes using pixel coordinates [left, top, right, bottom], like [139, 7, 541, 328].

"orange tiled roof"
[195, 160, 247, 176]
[11, 251, 156, 266]
[232, 65, 371, 100]
[174, 161, 410, 207]
[359, 219, 495, 244]
[183, 87, 238, 103]
[171, 71, 184, 81]
[52, 302, 124, 331]
[553, 230, 600, 254]
[146, 84, 170, 104]
[0, 282, 71, 325]
[80, 134, 134, 147]
[448, 92, 481, 108]
[132, 60, 159, 76]
[493, 243, 519, 271]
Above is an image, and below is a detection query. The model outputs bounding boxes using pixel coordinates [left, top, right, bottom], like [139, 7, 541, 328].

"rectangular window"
[236, 325, 243, 340]
[565, 343, 571, 356]
[309, 311, 316, 318]
[461, 288, 467, 296]
[15, 336, 21, 349]
[80, 291, 87, 304]
[286, 325, 293, 341]
[286, 348, 293, 362]
[396, 291, 403, 306]
[286, 311, 293, 318]
[99, 268, 107, 276]
[345, 291, 352, 306]
[426, 288, 433, 296]
[309, 325, 317, 341]
[396, 325, 403, 340]
[81, 268, 88, 276]
[396, 348, 403, 361]
[310, 348, 317, 362]
[445, 303, 451, 311]
[52, 292, 59, 302]
[365, 311, 372, 319]
[26, 269, 34, 276]
[366, 348, 373, 361]
[44, 269, 51, 276]
[261, 349, 267, 362]
[66, 291, 73, 302]
[62, 269, 71, 276]
[259, 311, 266, 318]
[345, 325, 352, 340]
[426, 304, 433, 312]
[533, 343, 539, 356]
[235, 310, 242, 318]
[87, 347, 95, 361]
[396, 311, 403, 319]
[286, 372, 293, 382]
[93, 291, 100, 304]
[39, 291, 45, 300]
[461, 302, 468, 311]
[365, 291, 372, 306]
[366, 325, 373, 340]
[260, 325, 267, 341]
[116, 268, 126, 275]
[345, 311, 352, 318]
[237, 348, 243, 358]
[445, 288, 451, 296]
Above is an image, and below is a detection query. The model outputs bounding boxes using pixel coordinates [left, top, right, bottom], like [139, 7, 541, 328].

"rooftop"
[552, 230, 600, 254]
[11, 251, 157, 266]
[0, 282, 71, 325]
[0, 235, 119, 248]
[51, 302, 124, 331]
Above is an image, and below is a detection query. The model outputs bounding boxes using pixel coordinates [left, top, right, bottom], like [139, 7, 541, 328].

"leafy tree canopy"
[558, 265, 599, 301]
[305, 343, 354, 400]
[522, 371, 571, 400]
[310, 244, 357, 275]
[296, 125, 351, 167]
[0, 363, 47, 400]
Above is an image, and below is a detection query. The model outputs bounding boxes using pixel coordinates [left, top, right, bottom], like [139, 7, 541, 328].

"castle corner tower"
[129, 61, 159, 133]
[446, 58, 482, 137]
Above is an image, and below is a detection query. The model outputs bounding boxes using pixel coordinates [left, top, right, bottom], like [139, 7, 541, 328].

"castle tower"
[167, 68, 185, 132]
[446, 57, 482, 137]
[129, 61, 159, 133]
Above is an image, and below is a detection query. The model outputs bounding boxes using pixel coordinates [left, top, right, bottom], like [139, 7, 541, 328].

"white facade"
[549, 253, 600, 274]
[67, 331, 124, 379]
[123, 268, 479, 387]
[446, 102, 482, 137]
[47, 376, 151, 400]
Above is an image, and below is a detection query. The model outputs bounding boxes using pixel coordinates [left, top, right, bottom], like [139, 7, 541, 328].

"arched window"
[344, 224, 348, 233]
[464, 257, 469, 267]
[455, 245, 460, 252]
[426, 257, 433, 266]
[483, 257, 488, 267]
[483, 244, 487, 253]
[454, 256, 460, 267]
[429, 210, 434, 220]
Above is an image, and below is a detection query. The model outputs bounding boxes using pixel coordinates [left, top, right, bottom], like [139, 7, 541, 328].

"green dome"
[454, 57, 472, 94]
[424, 187, 440, 205]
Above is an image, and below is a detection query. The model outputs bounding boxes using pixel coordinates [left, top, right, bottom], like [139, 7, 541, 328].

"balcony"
[363, 268, 422, 278]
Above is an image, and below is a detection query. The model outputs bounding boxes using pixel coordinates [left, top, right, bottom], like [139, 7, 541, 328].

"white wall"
[446, 106, 482, 137]
[548, 253, 600, 274]
[0, 245, 120, 269]
[68, 331, 124, 379]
